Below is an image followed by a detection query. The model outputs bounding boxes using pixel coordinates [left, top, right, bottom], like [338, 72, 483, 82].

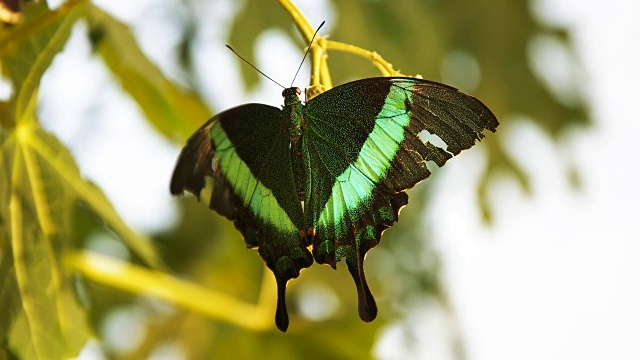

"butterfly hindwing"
[170, 104, 313, 332]
[302, 77, 498, 321]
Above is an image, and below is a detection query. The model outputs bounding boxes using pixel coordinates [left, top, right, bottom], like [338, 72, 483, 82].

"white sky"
[419, 1, 640, 359]
[32, 0, 640, 359]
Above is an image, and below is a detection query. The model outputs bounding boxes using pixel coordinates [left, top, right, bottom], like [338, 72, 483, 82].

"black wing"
[171, 104, 313, 332]
[302, 77, 498, 322]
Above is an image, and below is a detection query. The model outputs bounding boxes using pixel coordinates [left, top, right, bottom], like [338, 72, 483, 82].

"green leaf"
[0, 0, 84, 123]
[1, 0, 163, 267]
[23, 119, 165, 269]
[0, 122, 91, 360]
[0, 117, 164, 358]
[1, 2, 167, 357]
[84, 4, 211, 141]
[0, 3, 91, 358]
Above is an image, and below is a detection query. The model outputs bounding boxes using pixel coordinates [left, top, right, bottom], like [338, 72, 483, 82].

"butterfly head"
[282, 87, 302, 106]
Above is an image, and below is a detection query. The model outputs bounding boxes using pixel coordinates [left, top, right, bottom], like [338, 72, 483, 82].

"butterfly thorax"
[281, 87, 304, 134]
[281, 87, 306, 202]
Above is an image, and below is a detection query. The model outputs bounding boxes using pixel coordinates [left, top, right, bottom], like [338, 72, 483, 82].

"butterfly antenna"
[226, 45, 286, 89]
[290, 21, 325, 88]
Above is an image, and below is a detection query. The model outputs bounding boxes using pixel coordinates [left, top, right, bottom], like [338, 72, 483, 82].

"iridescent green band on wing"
[317, 85, 412, 234]
[210, 122, 298, 235]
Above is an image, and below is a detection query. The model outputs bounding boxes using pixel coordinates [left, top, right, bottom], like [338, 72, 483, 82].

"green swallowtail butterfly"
[171, 76, 498, 332]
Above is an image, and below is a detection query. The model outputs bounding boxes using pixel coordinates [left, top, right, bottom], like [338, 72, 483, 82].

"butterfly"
[170, 76, 498, 332]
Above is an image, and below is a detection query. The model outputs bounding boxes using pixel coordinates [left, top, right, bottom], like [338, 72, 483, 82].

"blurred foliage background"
[0, 0, 587, 359]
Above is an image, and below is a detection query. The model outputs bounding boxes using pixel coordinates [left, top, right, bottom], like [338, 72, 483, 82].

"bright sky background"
[422, 1, 640, 359]
[31, 0, 640, 359]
